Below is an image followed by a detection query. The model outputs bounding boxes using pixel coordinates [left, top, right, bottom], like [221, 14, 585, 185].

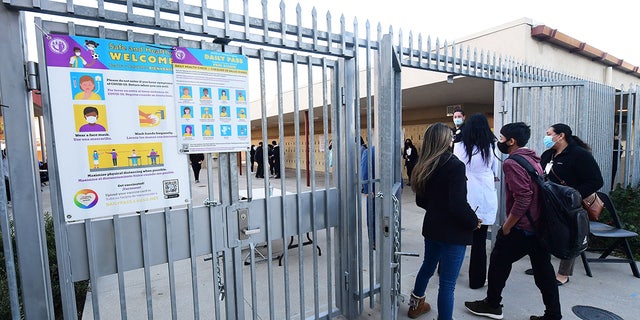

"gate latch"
[238, 208, 260, 240]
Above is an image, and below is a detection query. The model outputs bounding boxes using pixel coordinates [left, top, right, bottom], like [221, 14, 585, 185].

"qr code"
[163, 179, 179, 196]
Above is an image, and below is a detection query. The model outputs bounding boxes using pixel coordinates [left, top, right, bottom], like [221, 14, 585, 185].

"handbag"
[550, 167, 603, 221]
[582, 192, 604, 221]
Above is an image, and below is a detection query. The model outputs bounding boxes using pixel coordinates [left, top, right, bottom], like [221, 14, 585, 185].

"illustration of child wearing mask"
[79, 106, 106, 132]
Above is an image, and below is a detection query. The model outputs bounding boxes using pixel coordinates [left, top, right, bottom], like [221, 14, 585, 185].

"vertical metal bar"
[340, 15, 346, 56]
[226, 153, 244, 320]
[113, 215, 128, 320]
[258, 49, 276, 320]
[208, 157, 222, 320]
[342, 53, 358, 318]
[292, 53, 306, 319]
[353, 15, 364, 313]
[365, 21, 374, 309]
[377, 34, 396, 320]
[178, 0, 186, 30]
[187, 204, 200, 320]
[275, 51, 292, 319]
[321, 58, 334, 319]
[0, 149, 19, 320]
[163, 208, 178, 320]
[98, 0, 105, 18]
[326, 11, 332, 54]
[201, 0, 209, 34]
[296, 4, 302, 49]
[312, 8, 318, 51]
[307, 56, 320, 318]
[279, 0, 286, 46]
[223, 0, 230, 37]
[261, 0, 269, 43]
[0, 8, 54, 320]
[140, 211, 154, 320]
[249, 242, 258, 320]
[625, 88, 635, 186]
[126, 0, 133, 22]
[633, 86, 640, 186]
[243, 0, 249, 40]
[153, 0, 160, 26]
[85, 220, 101, 320]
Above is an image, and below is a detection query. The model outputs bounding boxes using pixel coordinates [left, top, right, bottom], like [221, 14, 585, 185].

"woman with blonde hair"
[408, 123, 480, 319]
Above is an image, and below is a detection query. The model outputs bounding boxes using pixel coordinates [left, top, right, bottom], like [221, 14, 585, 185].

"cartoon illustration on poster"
[43, 35, 190, 221]
[171, 47, 250, 153]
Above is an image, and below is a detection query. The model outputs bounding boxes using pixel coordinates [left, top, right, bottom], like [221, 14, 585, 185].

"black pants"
[469, 225, 488, 288]
[486, 228, 561, 319]
[256, 162, 264, 178]
[406, 162, 415, 181]
[191, 163, 202, 181]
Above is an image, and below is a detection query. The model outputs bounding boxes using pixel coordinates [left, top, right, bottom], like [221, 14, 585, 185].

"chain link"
[391, 193, 401, 299]
[216, 252, 225, 301]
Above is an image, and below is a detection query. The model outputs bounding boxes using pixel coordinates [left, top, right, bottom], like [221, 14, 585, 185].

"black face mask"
[497, 141, 510, 154]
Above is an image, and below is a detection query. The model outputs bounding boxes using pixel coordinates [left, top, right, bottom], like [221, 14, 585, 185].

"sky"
[24, 0, 640, 65]
[294, 0, 640, 65]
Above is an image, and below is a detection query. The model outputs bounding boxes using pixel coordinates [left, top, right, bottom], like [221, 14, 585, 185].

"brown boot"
[408, 292, 431, 319]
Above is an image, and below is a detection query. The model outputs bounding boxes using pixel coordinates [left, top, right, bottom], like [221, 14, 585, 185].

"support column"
[0, 7, 55, 319]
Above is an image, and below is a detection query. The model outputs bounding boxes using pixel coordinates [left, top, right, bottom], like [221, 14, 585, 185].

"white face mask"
[86, 116, 97, 124]
[75, 52, 81, 56]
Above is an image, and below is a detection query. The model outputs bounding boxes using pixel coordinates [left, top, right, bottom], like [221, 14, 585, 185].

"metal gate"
[501, 81, 615, 192]
[614, 86, 640, 187]
[1, 1, 632, 320]
[0, 1, 403, 319]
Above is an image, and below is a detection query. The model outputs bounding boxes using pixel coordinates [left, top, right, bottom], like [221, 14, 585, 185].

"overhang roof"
[531, 25, 640, 78]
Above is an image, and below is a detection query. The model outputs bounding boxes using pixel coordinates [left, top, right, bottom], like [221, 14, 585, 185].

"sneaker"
[464, 299, 503, 319]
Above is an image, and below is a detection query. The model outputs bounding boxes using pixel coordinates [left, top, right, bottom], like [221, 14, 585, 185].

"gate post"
[0, 7, 55, 319]
[376, 33, 403, 320]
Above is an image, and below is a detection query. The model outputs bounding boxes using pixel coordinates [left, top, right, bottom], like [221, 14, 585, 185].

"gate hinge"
[24, 61, 40, 91]
[341, 87, 346, 106]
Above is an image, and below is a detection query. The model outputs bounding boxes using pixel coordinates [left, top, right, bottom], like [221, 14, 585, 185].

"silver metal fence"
[1, 1, 636, 320]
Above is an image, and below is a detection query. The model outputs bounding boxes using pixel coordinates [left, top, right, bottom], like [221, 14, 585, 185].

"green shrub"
[606, 185, 640, 260]
[1, 213, 88, 319]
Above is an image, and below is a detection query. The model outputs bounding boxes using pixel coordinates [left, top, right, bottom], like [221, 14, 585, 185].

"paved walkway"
[39, 161, 638, 319]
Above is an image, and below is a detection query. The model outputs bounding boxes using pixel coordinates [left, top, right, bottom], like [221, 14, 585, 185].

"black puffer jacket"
[540, 143, 603, 198]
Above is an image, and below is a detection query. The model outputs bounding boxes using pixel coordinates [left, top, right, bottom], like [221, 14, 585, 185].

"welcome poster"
[171, 48, 250, 153]
[44, 35, 190, 221]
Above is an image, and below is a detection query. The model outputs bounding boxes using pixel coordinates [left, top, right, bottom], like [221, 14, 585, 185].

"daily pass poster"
[172, 47, 250, 153]
[44, 35, 191, 221]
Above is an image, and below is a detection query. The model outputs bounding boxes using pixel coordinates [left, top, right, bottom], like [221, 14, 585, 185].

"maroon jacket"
[503, 148, 542, 233]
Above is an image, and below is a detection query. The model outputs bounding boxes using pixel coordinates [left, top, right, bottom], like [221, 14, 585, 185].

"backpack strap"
[508, 154, 541, 231]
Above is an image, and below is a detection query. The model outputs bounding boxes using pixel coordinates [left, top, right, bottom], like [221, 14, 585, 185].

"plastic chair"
[580, 192, 639, 278]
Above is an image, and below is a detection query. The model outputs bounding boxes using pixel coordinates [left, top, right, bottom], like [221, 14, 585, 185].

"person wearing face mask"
[452, 108, 466, 143]
[465, 122, 561, 320]
[524, 123, 603, 286]
[403, 139, 419, 186]
[79, 106, 106, 132]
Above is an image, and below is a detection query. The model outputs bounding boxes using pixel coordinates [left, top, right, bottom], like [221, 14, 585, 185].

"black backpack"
[509, 155, 589, 260]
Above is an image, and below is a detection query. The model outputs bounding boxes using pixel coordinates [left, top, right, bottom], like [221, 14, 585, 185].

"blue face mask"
[543, 135, 555, 149]
[453, 118, 463, 126]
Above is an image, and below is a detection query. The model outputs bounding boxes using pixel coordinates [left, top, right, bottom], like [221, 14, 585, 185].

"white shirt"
[453, 142, 499, 225]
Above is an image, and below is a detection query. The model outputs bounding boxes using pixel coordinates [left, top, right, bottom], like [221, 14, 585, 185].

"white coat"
[453, 142, 499, 225]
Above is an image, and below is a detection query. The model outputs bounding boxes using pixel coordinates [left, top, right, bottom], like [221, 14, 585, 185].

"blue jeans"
[412, 238, 466, 320]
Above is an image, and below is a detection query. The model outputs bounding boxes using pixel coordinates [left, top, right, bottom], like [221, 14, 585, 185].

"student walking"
[453, 114, 499, 289]
[464, 122, 561, 320]
[408, 123, 480, 319]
